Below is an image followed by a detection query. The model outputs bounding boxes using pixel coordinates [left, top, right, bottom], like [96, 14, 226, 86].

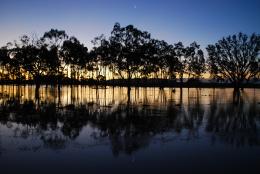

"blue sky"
[0, 0, 260, 49]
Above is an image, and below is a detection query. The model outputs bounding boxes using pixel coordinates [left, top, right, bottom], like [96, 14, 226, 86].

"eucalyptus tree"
[0, 46, 10, 80]
[84, 50, 98, 79]
[147, 40, 184, 81]
[42, 29, 68, 48]
[108, 23, 151, 81]
[41, 29, 68, 83]
[185, 42, 206, 80]
[14, 35, 48, 87]
[162, 41, 180, 80]
[42, 46, 60, 81]
[150, 40, 169, 79]
[91, 34, 112, 80]
[173, 42, 186, 83]
[207, 33, 260, 88]
[0, 42, 26, 81]
[139, 39, 160, 78]
[61, 36, 88, 81]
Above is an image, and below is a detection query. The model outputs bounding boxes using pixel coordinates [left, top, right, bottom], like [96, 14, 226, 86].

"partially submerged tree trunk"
[233, 80, 243, 91]
[127, 68, 131, 87]
[35, 74, 41, 92]
[34, 75, 40, 105]
[233, 89, 241, 105]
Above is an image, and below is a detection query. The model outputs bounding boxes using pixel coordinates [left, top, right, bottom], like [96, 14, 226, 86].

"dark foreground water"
[0, 85, 259, 174]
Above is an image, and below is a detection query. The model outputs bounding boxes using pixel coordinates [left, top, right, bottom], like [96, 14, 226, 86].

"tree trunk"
[127, 86, 131, 107]
[35, 75, 41, 91]
[127, 69, 131, 87]
[180, 72, 183, 87]
[233, 80, 241, 91]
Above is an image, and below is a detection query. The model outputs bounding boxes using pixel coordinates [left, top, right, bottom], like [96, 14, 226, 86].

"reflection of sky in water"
[0, 86, 260, 173]
[0, 85, 259, 106]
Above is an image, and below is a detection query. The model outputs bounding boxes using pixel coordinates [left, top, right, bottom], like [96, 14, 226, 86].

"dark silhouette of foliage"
[41, 29, 69, 84]
[207, 33, 260, 87]
[0, 46, 11, 80]
[108, 23, 151, 81]
[16, 35, 47, 85]
[185, 42, 206, 79]
[61, 36, 88, 81]
[0, 25, 259, 88]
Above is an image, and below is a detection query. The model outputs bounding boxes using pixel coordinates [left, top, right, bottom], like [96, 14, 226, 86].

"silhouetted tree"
[109, 23, 151, 82]
[186, 42, 206, 80]
[42, 46, 60, 81]
[41, 29, 68, 84]
[0, 26, 259, 88]
[164, 41, 183, 80]
[61, 36, 88, 82]
[207, 33, 260, 88]
[14, 35, 48, 87]
[152, 40, 172, 79]
[173, 42, 186, 83]
[138, 39, 159, 78]
[0, 46, 11, 80]
[91, 34, 112, 80]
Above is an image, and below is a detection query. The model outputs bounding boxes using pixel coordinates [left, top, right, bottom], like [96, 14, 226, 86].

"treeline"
[0, 23, 259, 88]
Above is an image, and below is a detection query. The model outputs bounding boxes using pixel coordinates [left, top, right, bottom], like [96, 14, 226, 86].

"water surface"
[0, 85, 259, 174]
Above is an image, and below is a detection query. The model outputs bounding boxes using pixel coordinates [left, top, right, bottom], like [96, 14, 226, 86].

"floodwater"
[0, 85, 259, 174]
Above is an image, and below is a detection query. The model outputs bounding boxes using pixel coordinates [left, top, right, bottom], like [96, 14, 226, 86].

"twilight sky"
[0, 0, 260, 49]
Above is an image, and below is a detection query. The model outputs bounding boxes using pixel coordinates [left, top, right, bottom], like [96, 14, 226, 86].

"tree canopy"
[0, 23, 259, 88]
[207, 33, 260, 86]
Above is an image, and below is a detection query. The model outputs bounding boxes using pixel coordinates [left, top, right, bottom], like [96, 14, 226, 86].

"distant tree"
[42, 46, 60, 79]
[185, 42, 206, 80]
[61, 36, 88, 81]
[207, 33, 260, 88]
[1, 26, 259, 88]
[165, 42, 184, 80]
[41, 29, 68, 83]
[91, 34, 112, 80]
[148, 40, 179, 80]
[173, 42, 186, 83]
[153, 40, 171, 79]
[139, 39, 160, 78]
[42, 29, 68, 48]
[2, 37, 27, 81]
[14, 35, 47, 87]
[0, 46, 10, 80]
[108, 23, 151, 82]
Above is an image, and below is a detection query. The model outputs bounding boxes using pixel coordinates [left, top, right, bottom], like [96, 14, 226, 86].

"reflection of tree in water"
[91, 104, 182, 156]
[206, 90, 260, 146]
[0, 87, 259, 156]
[0, 128, 2, 156]
[41, 133, 68, 150]
[0, 99, 194, 155]
[182, 88, 204, 138]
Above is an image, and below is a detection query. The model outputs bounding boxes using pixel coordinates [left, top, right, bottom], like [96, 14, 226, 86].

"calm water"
[0, 85, 259, 174]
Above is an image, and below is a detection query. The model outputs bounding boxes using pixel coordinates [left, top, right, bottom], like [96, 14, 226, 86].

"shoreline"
[0, 79, 259, 88]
